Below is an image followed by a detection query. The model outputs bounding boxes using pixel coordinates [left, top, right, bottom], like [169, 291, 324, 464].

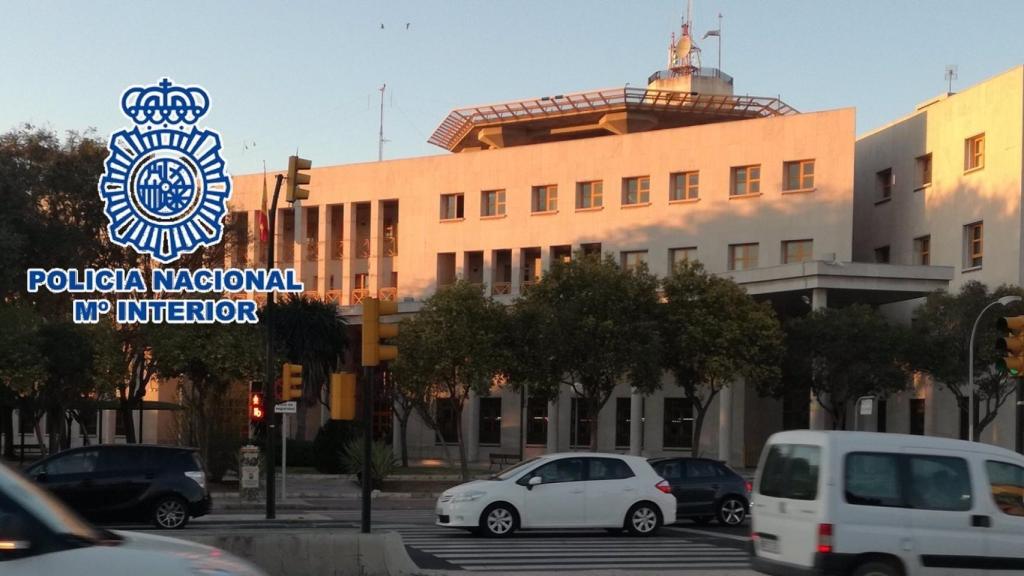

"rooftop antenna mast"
[945, 65, 958, 93]
[378, 83, 387, 161]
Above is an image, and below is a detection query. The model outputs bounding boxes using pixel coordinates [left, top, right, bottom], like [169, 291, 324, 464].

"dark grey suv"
[649, 457, 750, 527]
[25, 444, 211, 529]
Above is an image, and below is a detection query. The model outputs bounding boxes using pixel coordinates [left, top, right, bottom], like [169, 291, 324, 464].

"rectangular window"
[910, 398, 925, 435]
[784, 159, 815, 191]
[964, 221, 983, 268]
[480, 189, 506, 217]
[669, 247, 697, 271]
[728, 243, 759, 271]
[621, 250, 648, 272]
[965, 133, 985, 171]
[532, 185, 557, 213]
[670, 171, 699, 201]
[525, 396, 548, 446]
[986, 460, 1024, 517]
[876, 168, 894, 200]
[782, 239, 813, 264]
[78, 407, 98, 436]
[478, 397, 501, 446]
[877, 399, 887, 433]
[874, 245, 890, 264]
[914, 235, 931, 265]
[440, 193, 464, 220]
[758, 444, 821, 500]
[570, 398, 593, 448]
[17, 410, 35, 434]
[731, 165, 761, 196]
[576, 181, 603, 210]
[916, 153, 932, 188]
[845, 452, 903, 507]
[615, 398, 631, 449]
[908, 455, 972, 511]
[435, 398, 459, 444]
[622, 176, 650, 205]
[662, 398, 694, 449]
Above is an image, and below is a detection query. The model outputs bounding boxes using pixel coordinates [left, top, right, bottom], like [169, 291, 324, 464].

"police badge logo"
[99, 79, 231, 263]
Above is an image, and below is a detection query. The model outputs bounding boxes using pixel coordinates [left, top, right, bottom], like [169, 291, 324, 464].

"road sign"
[275, 401, 297, 414]
[859, 397, 874, 416]
[241, 465, 260, 489]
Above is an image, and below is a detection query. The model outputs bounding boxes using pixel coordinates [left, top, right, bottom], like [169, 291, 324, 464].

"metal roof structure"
[428, 87, 798, 152]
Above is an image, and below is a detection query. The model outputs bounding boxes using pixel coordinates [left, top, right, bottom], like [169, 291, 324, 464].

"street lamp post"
[968, 295, 1022, 441]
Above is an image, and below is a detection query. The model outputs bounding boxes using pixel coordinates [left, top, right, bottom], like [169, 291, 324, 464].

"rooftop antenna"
[945, 65, 958, 93]
[377, 83, 387, 161]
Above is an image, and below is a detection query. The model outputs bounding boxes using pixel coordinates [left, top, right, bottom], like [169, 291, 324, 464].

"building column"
[369, 201, 381, 295]
[629, 388, 643, 456]
[718, 384, 733, 465]
[482, 250, 494, 296]
[248, 209, 259, 268]
[809, 288, 829, 430]
[317, 204, 328, 295]
[540, 245, 552, 278]
[546, 395, 559, 453]
[291, 201, 303, 272]
[342, 204, 354, 304]
[511, 249, 522, 295]
[466, 390, 480, 463]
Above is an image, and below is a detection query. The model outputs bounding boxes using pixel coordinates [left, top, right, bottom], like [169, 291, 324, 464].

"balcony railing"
[357, 238, 371, 259]
[378, 287, 397, 302]
[352, 288, 369, 305]
[331, 240, 343, 260]
[383, 236, 398, 257]
[325, 290, 343, 305]
[521, 280, 538, 292]
[303, 289, 319, 300]
[492, 281, 511, 295]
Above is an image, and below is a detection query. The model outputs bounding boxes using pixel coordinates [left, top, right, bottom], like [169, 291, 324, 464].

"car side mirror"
[527, 476, 543, 490]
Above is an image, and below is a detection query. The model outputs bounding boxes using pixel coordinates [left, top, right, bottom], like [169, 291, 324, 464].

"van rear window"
[759, 444, 820, 500]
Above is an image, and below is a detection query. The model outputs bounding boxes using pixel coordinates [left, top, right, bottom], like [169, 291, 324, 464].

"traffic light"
[249, 390, 265, 423]
[286, 155, 312, 203]
[361, 297, 399, 366]
[997, 316, 1024, 375]
[281, 363, 303, 401]
[330, 372, 357, 420]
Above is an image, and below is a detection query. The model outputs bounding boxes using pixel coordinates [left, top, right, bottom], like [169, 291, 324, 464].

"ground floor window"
[910, 398, 925, 436]
[436, 398, 459, 444]
[663, 398, 694, 449]
[78, 408, 98, 436]
[570, 398, 593, 448]
[525, 397, 547, 446]
[478, 397, 501, 446]
[615, 398, 631, 448]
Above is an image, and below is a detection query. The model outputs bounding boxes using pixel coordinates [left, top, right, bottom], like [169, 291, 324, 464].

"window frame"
[662, 397, 694, 450]
[876, 168, 894, 201]
[575, 180, 604, 210]
[916, 153, 933, 189]
[477, 397, 502, 446]
[621, 250, 648, 272]
[782, 239, 813, 264]
[480, 189, 506, 218]
[669, 247, 698, 271]
[914, 235, 931, 266]
[985, 460, 1024, 517]
[874, 245, 891, 264]
[525, 396, 548, 446]
[728, 243, 759, 271]
[615, 397, 631, 449]
[621, 176, 651, 206]
[844, 452, 974, 512]
[531, 185, 558, 213]
[783, 159, 815, 192]
[440, 193, 465, 221]
[965, 133, 985, 172]
[731, 165, 762, 197]
[669, 171, 699, 202]
[964, 221, 983, 269]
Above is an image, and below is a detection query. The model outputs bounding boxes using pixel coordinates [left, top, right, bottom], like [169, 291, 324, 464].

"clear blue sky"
[2, 1, 1022, 175]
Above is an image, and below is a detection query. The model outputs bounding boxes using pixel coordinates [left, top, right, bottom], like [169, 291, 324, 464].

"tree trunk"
[456, 405, 469, 481]
[1, 407, 13, 458]
[589, 405, 599, 452]
[692, 409, 706, 458]
[118, 398, 136, 444]
[397, 412, 410, 468]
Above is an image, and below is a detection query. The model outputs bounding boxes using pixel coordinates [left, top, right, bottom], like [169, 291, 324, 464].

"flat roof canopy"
[429, 87, 798, 152]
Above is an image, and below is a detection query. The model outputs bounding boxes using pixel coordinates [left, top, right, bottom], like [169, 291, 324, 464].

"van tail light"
[655, 480, 673, 494]
[817, 523, 833, 554]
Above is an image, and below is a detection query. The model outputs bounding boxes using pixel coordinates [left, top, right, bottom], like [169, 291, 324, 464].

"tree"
[392, 281, 506, 480]
[660, 260, 783, 456]
[506, 253, 662, 450]
[0, 303, 46, 457]
[784, 304, 910, 430]
[906, 281, 1024, 440]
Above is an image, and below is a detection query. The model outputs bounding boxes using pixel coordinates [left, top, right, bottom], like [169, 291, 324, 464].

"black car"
[25, 444, 211, 529]
[649, 457, 750, 527]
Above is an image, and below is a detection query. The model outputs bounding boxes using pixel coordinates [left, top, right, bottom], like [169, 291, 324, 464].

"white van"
[751, 430, 1024, 576]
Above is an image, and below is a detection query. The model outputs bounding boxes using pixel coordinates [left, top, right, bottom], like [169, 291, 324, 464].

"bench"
[489, 452, 522, 470]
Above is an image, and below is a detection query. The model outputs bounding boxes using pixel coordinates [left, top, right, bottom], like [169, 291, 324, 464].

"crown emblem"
[120, 78, 210, 125]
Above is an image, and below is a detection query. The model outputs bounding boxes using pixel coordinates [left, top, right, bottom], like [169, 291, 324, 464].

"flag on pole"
[258, 169, 269, 243]
[703, 29, 720, 40]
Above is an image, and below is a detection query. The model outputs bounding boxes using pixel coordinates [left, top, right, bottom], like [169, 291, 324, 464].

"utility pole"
[263, 173, 284, 520]
[378, 83, 386, 162]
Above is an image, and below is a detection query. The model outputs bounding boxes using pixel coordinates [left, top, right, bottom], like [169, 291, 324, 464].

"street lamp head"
[997, 296, 1022, 306]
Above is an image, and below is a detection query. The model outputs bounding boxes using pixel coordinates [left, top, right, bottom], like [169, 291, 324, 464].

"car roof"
[767, 430, 1024, 461]
[536, 452, 651, 464]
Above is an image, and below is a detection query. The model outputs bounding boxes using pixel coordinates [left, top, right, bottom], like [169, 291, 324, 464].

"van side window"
[986, 461, 1024, 517]
[759, 444, 820, 500]
[846, 453, 902, 507]
[908, 455, 972, 511]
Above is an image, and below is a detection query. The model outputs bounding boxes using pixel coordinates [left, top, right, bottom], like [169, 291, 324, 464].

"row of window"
[439, 160, 817, 220]
[873, 221, 983, 270]
[874, 133, 985, 201]
[435, 396, 696, 449]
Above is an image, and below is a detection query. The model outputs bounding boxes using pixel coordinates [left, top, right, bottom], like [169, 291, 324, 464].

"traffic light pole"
[361, 365, 373, 533]
[264, 174, 284, 520]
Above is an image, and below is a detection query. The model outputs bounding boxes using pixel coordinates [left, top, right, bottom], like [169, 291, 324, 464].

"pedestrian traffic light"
[249, 390, 265, 423]
[997, 316, 1024, 375]
[281, 363, 303, 401]
[286, 155, 312, 203]
[362, 297, 399, 367]
[330, 372, 357, 420]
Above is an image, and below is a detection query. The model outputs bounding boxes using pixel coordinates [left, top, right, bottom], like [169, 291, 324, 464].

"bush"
[273, 439, 316, 468]
[313, 420, 360, 473]
[344, 436, 398, 490]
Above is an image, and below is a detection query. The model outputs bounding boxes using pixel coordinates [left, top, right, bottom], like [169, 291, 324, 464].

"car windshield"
[0, 462, 104, 542]
[489, 457, 541, 480]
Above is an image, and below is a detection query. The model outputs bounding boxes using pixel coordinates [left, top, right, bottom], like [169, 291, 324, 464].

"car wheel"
[625, 502, 661, 536]
[152, 495, 190, 529]
[716, 497, 747, 526]
[479, 503, 517, 537]
[852, 560, 902, 576]
[692, 516, 713, 525]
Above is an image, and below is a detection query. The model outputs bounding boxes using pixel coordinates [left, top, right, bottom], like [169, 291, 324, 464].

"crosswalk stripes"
[396, 527, 751, 572]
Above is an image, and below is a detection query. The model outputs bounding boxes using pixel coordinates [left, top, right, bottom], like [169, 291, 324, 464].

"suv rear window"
[759, 444, 820, 500]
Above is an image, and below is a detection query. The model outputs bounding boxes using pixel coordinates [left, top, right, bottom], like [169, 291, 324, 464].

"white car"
[0, 461, 265, 575]
[435, 452, 676, 537]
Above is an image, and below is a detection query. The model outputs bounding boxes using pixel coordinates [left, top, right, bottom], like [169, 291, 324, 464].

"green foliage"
[272, 439, 317, 468]
[344, 436, 399, 489]
[906, 281, 1024, 439]
[661, 260, 783, 454]
[313, 420, 361, 473]
[0, 303, 45, 402]
[267, 295, 348, 403]
[786, 304, 910, 430]
[506, 253, 662, 448]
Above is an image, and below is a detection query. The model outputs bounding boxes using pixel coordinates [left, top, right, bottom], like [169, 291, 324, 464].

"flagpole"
[718, 13, 723, 73]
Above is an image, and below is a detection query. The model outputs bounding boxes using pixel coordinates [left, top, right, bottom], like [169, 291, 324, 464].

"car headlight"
[451, 490, 487, 502]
